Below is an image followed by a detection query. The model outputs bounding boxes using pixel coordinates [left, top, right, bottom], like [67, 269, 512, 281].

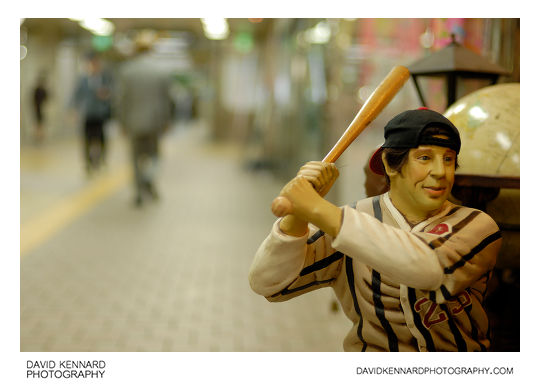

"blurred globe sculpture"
[445, 83, 520, 269]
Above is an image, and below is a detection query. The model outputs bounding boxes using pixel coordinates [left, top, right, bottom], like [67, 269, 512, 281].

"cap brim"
[369, 147, 385, 176]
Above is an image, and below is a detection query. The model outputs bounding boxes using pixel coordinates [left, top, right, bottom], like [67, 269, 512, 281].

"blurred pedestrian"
[71, 52, 113, 174]
[32, 72, 48, 143]
[116, 33, 173, 207]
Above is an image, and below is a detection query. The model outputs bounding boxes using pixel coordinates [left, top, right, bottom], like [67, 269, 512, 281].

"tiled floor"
[20, 121, 351, 352]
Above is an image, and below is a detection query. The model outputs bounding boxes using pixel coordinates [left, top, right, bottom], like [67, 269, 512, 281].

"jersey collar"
[382, 192, 454, 232]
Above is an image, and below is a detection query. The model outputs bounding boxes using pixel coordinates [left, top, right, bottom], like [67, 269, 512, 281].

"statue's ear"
[381, 152, 398, 177]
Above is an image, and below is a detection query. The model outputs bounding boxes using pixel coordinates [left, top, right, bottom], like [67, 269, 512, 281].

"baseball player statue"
[248, 108, 502, 352]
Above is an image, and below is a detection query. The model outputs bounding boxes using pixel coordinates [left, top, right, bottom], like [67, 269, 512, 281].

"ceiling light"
[72, 18, 115, 36]
[201, 18, 229, 40]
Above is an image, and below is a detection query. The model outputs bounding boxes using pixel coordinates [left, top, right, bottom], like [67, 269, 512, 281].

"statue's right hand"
[297, 161, 339, 197]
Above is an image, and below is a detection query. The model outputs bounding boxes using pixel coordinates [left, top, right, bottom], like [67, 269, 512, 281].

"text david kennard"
[27, 360, 106, 379]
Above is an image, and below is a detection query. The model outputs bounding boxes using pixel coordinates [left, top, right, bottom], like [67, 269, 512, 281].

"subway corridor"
[20, 121, 351, 352]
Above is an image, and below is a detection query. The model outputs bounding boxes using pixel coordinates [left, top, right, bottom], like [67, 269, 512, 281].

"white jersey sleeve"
[248, 220, 307, 297]
[249, 218, 343, 301]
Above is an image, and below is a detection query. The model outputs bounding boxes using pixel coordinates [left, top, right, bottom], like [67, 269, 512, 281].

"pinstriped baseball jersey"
[248, 192, 502, 352]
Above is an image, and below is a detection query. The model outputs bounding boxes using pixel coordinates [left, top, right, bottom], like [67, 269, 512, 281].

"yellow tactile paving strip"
[20, 164, 131, 257]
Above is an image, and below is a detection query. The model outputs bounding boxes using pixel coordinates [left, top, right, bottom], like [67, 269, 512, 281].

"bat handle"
[271, 196, 293, 217]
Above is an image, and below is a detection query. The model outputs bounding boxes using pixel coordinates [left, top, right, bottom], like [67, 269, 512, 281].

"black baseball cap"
[369, 108, 461, 175]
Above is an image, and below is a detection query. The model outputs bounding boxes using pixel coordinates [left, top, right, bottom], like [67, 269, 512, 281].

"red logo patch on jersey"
[412, 291, 472, 329]
[428, 223, 451, 236]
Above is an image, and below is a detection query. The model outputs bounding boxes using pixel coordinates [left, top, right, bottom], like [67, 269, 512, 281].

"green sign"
[233, 32, 253, 53]
[92, 35, 113, 52]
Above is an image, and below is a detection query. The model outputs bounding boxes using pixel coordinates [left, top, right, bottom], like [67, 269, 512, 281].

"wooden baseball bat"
[271, 65, 410, 217]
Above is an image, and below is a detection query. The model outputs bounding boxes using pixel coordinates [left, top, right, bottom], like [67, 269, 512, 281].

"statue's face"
[389, 144, 456, 220]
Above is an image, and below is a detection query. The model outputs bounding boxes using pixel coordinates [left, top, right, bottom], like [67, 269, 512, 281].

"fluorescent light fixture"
[201, 18, 229, 40]
[305, 21, 331, 44]
[72, 18, 115, 36]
